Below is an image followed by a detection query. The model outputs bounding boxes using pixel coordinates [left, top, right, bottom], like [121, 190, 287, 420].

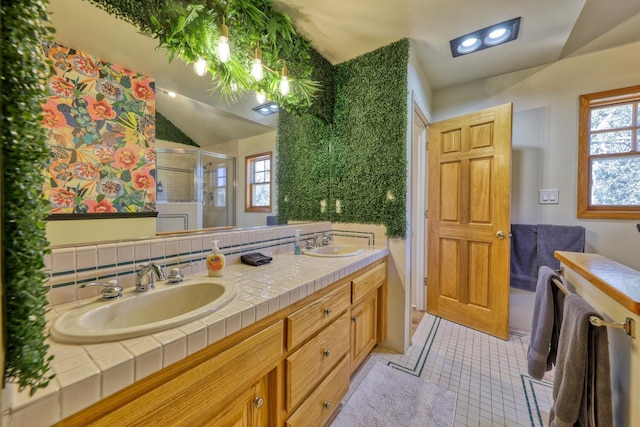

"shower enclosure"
[155, 149, 236, 232]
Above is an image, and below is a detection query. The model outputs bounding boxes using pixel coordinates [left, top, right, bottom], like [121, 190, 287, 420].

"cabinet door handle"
[352, 316, 357, 322]
[323, 401, 331, 410]
[323, 349, 332, 358]
[324, 307, 332, 316]
[254, 396, 264, 409]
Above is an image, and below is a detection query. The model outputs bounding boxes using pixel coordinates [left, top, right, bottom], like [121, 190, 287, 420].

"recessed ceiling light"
[450, 17, 521, 58]
[252, 101, 279, 116]
[484, 28, 511, 46]
[167, 91, 176, 98]
[457, 37, 482, 54]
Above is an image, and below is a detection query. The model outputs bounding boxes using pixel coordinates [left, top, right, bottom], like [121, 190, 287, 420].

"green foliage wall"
[307, 48, 335, 124]
[156, 111, 199, 147]
[1, 0, 55, 395]
[277, 39, 409, 238]
[277, 110, 332, 222]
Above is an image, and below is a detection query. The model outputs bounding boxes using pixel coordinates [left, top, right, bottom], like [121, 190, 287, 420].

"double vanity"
[23, 235, 388, 426]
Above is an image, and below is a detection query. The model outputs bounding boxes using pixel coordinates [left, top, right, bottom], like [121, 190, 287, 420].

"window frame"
[245, 151, 272, 213]
[578, 85, 640, 219]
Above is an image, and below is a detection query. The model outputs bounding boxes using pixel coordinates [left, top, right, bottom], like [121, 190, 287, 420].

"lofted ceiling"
[47, 0, 640, 145]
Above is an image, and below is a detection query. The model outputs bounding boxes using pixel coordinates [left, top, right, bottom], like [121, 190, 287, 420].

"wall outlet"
[539, 189, 559, 204]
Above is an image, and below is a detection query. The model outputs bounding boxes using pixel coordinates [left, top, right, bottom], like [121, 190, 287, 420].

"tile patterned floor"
[342, 313, 555, 427]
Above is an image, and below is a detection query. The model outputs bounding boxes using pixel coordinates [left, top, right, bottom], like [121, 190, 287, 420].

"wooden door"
[350, 291, 378, 373]
[427, 103, 512, 340]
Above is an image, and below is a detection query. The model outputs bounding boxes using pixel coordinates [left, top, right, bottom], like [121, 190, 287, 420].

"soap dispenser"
[294, 229, 302, 255]
[207, 240, 225, 277]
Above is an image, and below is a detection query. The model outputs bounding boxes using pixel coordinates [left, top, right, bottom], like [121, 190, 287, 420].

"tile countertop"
[4, 246, 388, 426]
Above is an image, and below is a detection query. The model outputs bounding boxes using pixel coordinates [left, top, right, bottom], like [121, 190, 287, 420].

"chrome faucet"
[317, 232, 333, 247]
[167, 262, 196, 284]
[80, 279, 123, 300]
[303, 232, 333, 249]
[135, 262, 165, 292]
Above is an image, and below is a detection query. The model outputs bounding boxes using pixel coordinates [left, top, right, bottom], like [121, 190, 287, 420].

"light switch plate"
[539, 189, 559, 204]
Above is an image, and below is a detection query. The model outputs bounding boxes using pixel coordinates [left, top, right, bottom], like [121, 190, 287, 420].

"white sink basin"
[303, 245, 365, 257]
[51, 278, 236, 344]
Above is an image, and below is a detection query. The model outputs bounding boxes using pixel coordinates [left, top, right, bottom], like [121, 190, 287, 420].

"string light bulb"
[193, 58, 207, 76]
[256, 90, 267, 104]
[216, 18, 231, 63]
[279, 61, 290, 96]
[251, 47, 263, 81]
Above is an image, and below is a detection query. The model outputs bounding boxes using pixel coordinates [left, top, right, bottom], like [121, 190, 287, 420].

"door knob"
[254, 396, 264, 409]
[496, 230, 506, 239]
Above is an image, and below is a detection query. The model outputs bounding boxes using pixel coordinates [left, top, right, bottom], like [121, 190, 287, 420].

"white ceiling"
[47, 0, 640, 145]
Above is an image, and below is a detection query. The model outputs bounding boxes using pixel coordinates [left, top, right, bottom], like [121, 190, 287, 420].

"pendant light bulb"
[216, 20, 231, 63]
[256, 90, 267, 104]
[193, 58, 207, 77]
[251, 48, 263, 81]
[279, 62, 290, 96]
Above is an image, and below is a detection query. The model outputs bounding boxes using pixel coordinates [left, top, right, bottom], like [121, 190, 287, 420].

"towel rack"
[551, 276, 636, 338]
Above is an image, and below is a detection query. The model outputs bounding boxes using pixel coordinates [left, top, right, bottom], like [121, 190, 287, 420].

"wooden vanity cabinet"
[207, 372, 272, 427]
[284, 283, 351, 424]
[58, 258, 388, 427]
[350, 261, 387, 373]
[351, 291, 378, 373]
[58, 322, 284, 427]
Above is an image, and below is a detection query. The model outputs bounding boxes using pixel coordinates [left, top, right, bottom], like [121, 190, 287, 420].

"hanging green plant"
[87, 0, 320, 113]
[1, 0, 56, 395]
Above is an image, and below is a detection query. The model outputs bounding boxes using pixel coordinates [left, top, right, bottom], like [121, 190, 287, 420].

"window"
[578, 85, 640, 219]
[245, 152, 272, 212]
[213, 166, 227, 207]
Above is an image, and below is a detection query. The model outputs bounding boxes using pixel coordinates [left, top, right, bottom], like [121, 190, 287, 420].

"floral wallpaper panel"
[41, 41, 156, 215]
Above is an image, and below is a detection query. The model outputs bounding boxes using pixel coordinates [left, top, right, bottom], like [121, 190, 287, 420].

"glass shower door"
[201, 151, 235, 228]
[156, 149, 200, 232]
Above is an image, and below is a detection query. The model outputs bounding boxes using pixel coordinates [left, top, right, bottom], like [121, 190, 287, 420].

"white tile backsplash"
[75, 246, 97, 271]
[134, 240, 151, 263]
[97, 243, 117, 267]
[116, 242, 134, 265]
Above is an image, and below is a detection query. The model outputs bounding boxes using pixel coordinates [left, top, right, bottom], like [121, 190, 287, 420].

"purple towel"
[510, 224, 538, 291]
[510, 224, 586, 291]
[537, 224, 585, 271]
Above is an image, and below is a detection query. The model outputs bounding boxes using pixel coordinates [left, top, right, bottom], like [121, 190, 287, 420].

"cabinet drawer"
[287, 283, 350, 349]
[352, 261, 386, 304]
[285, 355, 350, 427]
[286, 311, 350, 411]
